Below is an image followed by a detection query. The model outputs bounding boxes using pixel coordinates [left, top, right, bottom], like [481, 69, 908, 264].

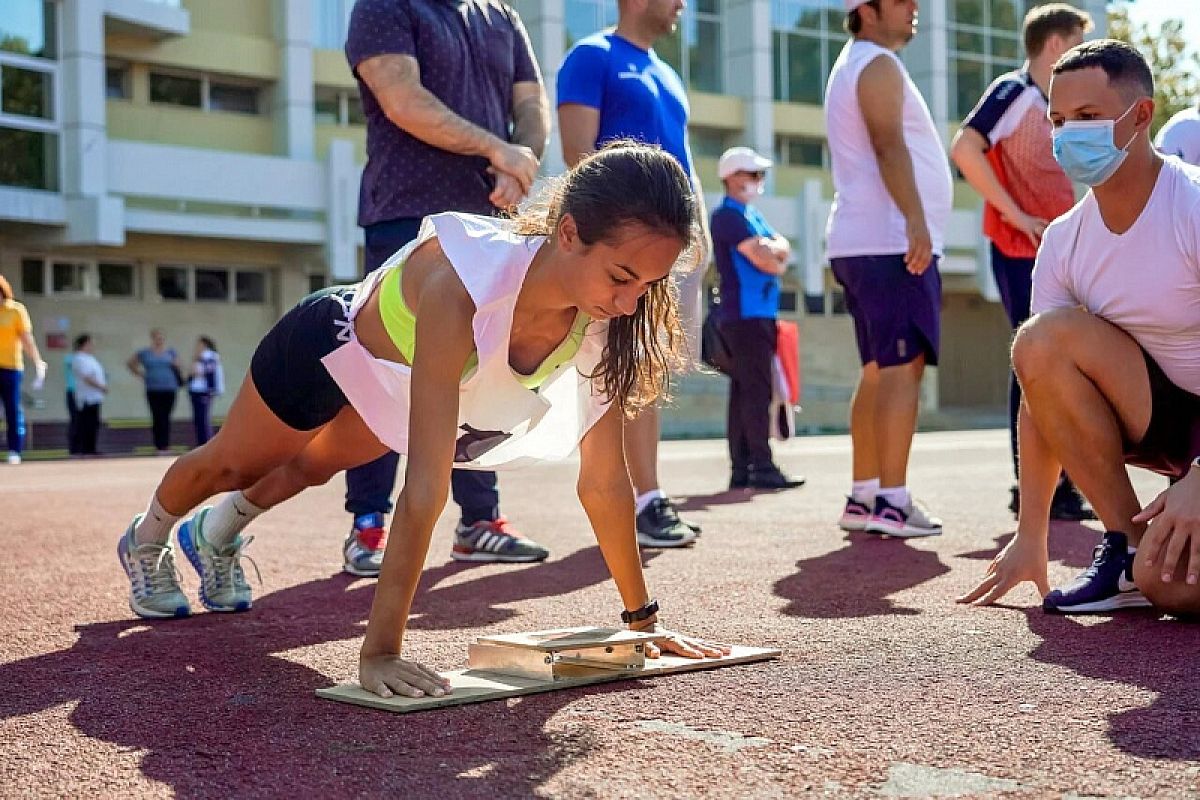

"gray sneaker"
[177, 507, 257, 612]
[118, 515, 191, 619]
[452, 517, 550, 563]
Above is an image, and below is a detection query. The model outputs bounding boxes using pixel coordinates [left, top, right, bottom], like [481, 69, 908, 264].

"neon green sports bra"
[377, 262, 589, 389]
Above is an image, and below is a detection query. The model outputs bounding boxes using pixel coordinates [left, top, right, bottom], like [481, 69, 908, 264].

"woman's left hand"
[633, 621, 732, 660]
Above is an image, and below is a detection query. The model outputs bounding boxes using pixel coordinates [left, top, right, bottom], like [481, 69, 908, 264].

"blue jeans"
[344, 217, 500, 524]
[190, 391, 213, 446]
[990, 243, 1034, 479]
[0, 368, 24, 454]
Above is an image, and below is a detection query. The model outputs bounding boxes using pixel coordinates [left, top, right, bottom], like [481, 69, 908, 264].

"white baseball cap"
[717, 146, 773, 180]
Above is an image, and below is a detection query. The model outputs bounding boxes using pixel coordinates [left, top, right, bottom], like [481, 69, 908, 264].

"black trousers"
[146, 390, 177, 450]
[66, 389, 80, 454]
[77, 402, 101, 455]
[722, 317, 777, 472]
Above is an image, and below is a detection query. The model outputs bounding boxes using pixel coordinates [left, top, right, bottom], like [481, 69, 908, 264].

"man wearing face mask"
[824, 0, 953, 538]
[710, 147, 805, 490]
[950, 3, 1094, 522]
[957, 40, 1200, 617]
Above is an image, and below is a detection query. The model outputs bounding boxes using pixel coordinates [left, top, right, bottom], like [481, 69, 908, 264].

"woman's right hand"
[955, 533, 1050, 606]
[359, 652, 451, 699]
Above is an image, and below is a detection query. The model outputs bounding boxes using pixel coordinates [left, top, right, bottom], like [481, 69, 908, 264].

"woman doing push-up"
[117, 142, 730, 698]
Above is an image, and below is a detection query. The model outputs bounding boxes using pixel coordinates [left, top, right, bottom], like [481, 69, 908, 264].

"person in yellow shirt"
[0, 275, 47, 465]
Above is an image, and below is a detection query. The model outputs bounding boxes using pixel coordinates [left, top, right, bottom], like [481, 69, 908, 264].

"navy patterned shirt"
[345, 0, 541, 225]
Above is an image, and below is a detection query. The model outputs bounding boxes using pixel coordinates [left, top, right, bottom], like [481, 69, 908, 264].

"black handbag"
[701, 313, 735, 375]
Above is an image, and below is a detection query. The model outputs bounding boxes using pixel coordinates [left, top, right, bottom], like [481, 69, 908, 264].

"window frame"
[17, 256, 140, 299]
[148, 67, 267, 116]
[0, 5, 62, 192]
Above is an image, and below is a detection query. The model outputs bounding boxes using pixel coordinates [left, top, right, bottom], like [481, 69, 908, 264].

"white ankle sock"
[635, 489, 665, 515]
[133, 496, 181, 545]
[204, 492, 266, 548]
[851, 478, 880, 504]
[878, 486, 910, 509]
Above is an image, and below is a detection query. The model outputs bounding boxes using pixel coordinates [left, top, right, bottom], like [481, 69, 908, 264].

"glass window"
[235, 270, 267, 304]
[307, 274, 327, 293]
[98, 263, 136, 298]
[0, 0, 57, 59]
[20, 257, 44, 295]
[195, 268, 230, 301]
[314, 86, 340, 124]
[689, 128, 726, 159]
[771, 0, 845, 104]
[52, 261, 87, 294]
[149, 72, 202, 108]
[346, 93, 366, 126]
[1, 65, 52, 118]
[105, 64, 129, 100]
[776, 135, 824, 167]
[688, 16, 722, 93]
[156, 266, 189, 301]
[209, 82, 259, 115]
[0, 128, 57, 190]
[948, 0, 1027, 119]
[954, 58, 989, 123]
[313, 0, 354, 50]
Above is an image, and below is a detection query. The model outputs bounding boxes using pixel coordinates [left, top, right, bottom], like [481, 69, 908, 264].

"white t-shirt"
[1154, 105, 1200, 167]
[1032, 158, 1200, 395]
[71, 351, 106, 406]
[824, 39, 953, 259]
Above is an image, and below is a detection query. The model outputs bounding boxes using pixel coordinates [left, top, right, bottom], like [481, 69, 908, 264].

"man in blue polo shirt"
[710, 147, 805, 490]
[341, 0, 552, 575]
[557, 0, 709, 549]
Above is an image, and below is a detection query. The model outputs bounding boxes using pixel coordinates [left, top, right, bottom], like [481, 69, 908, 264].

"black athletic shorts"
[1124, 349, 1200, 479]
[250, 285, 357, 431]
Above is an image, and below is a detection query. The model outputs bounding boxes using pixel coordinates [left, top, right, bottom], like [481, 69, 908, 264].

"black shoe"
[730, 468, 748, 490]
[1008, 485, 1020, 518]
[635, 497, 699, 548]
[1050, 482, 1097, 521]
[1042, 531, 1151, 614]
[744, 465, 806, 490]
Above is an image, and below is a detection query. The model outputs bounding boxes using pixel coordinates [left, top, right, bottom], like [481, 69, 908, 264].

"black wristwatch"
[621, 599, 659, 624]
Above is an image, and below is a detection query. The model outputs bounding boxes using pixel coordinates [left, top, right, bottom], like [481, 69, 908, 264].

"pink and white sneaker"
[838, 496, 873, 531]
[864, 495, 943, 538]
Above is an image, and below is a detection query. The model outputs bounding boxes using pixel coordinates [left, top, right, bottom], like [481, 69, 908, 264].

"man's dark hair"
[74, 334, 91, 350]
[1022, 3, 1092, 58]
[845, 0, 881, 36]
[1053, 39, 1154, 100]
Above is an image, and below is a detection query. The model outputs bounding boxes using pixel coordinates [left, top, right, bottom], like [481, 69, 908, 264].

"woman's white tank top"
[319, 213, 612, 470]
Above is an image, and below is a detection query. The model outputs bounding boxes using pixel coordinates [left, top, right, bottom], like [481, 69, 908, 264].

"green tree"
[1107, 5, 1200, 134]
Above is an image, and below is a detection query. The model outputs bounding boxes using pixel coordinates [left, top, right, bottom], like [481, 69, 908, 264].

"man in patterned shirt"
[950, 2, 1093, 520]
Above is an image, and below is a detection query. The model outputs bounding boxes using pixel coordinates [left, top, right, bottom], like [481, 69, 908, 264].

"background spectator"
[0, 274, 47, 465]
[71, 334, 106, 456]
[188, 336, 224, 447]
[127, 329, 182, 455]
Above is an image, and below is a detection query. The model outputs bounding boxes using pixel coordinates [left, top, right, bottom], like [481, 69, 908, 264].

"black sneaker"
[636, 497, 699, 548]
[1050, 481, 1097, 521]
[744, 465, 806, 490]
[1042, 531, 1152, 614]
[730, 468, 749, 490]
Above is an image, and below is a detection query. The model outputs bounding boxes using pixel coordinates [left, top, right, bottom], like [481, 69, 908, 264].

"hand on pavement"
[359, 652, 452, 699]
[1135, 467, 1200, 585]
[956, 533, 1050, 606]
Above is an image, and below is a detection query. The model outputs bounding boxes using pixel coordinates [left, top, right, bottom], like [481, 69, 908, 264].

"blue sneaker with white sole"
[1042, 531, 1151, 614]
[177, 506, 257, 613]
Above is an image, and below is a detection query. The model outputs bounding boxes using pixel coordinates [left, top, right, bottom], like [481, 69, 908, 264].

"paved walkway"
[1, 431, 1194, 798]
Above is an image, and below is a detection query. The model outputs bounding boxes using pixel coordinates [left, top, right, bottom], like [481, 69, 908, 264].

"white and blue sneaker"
[118, 515, 191, 619]
[177, 507, 257, 613]
[1042, 531, 1151, 614]
[343, 512, 387, 577]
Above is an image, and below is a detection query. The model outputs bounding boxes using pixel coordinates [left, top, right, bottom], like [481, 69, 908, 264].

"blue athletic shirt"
[711, 197, 780, 320]
[556, 32, 694, 177]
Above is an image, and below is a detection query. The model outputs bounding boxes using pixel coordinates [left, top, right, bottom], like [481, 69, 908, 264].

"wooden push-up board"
[317, 627, 780, 715]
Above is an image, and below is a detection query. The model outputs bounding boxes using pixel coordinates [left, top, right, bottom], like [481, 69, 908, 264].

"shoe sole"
[864, 521, 943, 538]
[838, 516, 870, 532]
[450, 551, 549, 563]
[342, 562, 382, 577]
[118, 519, 190, 620]
[178, 512, 252, 613]
[1043, 591, 1153, 614]
[636, 530, 699, 549]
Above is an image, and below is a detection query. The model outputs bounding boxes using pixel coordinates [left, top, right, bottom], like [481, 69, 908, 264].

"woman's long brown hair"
[511, 142, 699, 415]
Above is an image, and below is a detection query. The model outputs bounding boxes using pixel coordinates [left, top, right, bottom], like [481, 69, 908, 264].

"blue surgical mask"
[1052, 102, 1140, 187]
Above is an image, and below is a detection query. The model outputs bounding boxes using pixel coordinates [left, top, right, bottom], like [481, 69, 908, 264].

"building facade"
[0, 0, 1104, 443]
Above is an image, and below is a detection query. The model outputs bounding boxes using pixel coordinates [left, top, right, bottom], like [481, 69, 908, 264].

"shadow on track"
[0, 551, 654, 797]
[956, 522, 1101, 570]
[773, 532, 949, 618]
[673, 486, 790, 516]
[1024, 609, 1200, 760]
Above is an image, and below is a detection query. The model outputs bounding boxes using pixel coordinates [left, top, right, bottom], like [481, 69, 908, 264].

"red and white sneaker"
[452, 517, 550, 563]
[343, 512, 387, 577]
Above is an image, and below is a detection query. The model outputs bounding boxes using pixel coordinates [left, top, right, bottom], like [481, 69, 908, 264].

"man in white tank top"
[824, 0, 953, 539]
[957, 41, 1200, 619]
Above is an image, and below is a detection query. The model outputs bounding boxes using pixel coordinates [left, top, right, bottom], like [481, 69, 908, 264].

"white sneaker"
[118, 516, 191, 619]
[7, 452, 20, 465]
[177, 507, 257, 612]
[864, 495, 943, 538]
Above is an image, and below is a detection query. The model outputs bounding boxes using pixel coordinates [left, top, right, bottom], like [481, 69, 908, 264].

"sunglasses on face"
[738, 170, 766, 179]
